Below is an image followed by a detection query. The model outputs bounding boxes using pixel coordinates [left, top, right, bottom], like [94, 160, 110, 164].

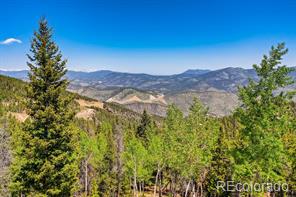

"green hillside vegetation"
[0, 75, 26, 100]
[0, 74, 101, 113]
[0, 75, 26, 113]
[0, 19, 295, 197]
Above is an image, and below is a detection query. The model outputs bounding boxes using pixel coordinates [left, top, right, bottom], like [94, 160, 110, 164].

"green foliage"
[0, 75, 26, 112]
[163, 104, 185, 173]
[80, 130, 108, 169]
[124, 136, 150, 181]
[0, 102, 4, 117]
[0, 75, 26, 102]
[79, 129, 108, 196]
[282, 102, 296, 191]
[206, 116, 239, 196]
[136, 109, 155, 141]
[234, 43, 296, 185]
[10, 18, 79, 196]
[185, 98, 219, 177]
[156, 101, 220, 195]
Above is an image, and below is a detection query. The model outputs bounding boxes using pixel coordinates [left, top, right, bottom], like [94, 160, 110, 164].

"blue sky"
[1, 0, 296, 74]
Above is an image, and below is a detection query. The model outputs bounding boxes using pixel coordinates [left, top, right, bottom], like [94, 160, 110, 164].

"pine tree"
[10, 18, 79, 196]
[136, 109, 154, 140]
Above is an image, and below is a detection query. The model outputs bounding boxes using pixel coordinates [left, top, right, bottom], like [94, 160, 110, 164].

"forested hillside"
[0, 19, 295, 197]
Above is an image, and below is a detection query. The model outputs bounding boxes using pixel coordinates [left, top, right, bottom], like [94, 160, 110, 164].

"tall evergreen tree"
[10, 18, 79, 196]
[136, 109, 154, 140]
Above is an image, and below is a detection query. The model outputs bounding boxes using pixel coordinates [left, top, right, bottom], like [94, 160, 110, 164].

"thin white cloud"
[0, 38, 22, 45]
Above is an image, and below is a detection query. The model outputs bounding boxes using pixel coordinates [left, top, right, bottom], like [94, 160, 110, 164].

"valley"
[2, 67, 295, 117]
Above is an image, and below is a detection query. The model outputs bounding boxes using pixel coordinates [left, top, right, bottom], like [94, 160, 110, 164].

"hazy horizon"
[1, 0, 296, 74]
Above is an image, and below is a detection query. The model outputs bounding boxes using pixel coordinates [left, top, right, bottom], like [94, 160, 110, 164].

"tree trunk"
[154, 167, 160, 197]
[139, 182, 142, 196]
[200, 183, 203, 197]
[85, 154, 91, 196]
[85, 159, 88, 195]
[114, 125, 124, 197]
[159, 171, 162, 197]
[171, 173, 177, 197]
[143, 182, 145, 196]
[133, 168, 138, 197]
[193, 183, 196, 197]
[171, 179, 175, 197]
[185, 180, 191, 197]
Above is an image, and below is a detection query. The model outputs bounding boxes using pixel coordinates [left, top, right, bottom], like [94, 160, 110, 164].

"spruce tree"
[10, 18, 78, 196]
[136, 109, 154, 140]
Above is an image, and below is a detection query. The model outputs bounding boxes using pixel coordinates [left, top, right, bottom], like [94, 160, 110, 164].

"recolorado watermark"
[217, 181, 289, 192]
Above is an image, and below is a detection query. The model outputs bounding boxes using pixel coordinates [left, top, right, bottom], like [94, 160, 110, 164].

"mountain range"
[0, 67, 259, 93]
[1, 67, 295, 116]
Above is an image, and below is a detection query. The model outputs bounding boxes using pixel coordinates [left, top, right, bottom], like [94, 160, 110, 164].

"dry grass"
[6, 99, 103, 122]
[75, 108, 96, 120]
[75, 99, 104, 109]
[74, 99, 103, 120]
[8, 111, 29, 122]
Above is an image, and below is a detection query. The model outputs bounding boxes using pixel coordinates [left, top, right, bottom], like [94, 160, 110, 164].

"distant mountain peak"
[180, 69, 211, 76]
